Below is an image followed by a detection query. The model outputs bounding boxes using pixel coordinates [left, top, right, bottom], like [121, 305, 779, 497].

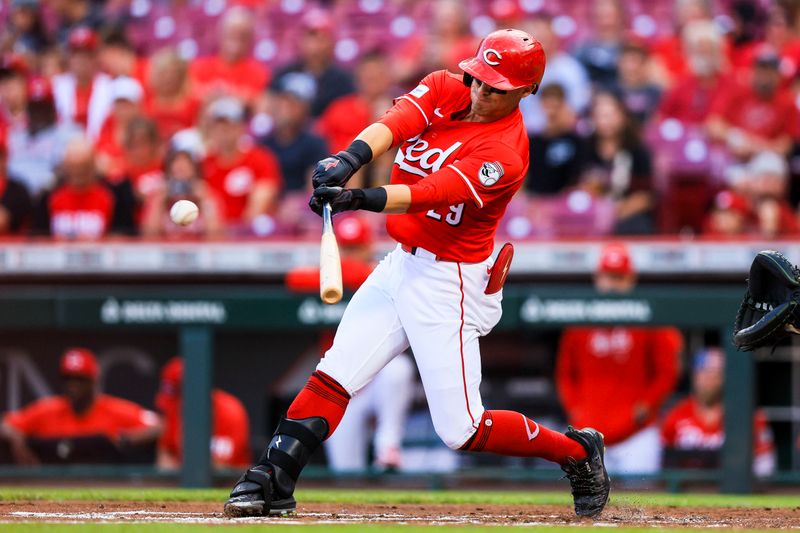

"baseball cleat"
[223, 494, 267, 517]
[224, 494, 296, 517]
[224, 464, 292, 518]
[561, 426, 610, 518]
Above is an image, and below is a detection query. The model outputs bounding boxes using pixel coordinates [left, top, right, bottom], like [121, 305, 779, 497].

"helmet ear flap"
[463, 73, 474, 88]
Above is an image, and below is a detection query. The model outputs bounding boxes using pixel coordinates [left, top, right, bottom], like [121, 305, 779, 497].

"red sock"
[463, 410, 587, 465]
[286, 371, 349, 439]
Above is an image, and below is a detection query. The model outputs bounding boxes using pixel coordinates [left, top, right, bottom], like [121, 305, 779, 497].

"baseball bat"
[320, 201, 343, 304]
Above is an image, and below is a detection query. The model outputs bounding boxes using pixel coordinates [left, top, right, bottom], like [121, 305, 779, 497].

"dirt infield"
[2, 500, 800, 528]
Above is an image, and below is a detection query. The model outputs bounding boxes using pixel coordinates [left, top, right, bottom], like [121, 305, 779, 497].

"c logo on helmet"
[483, 48, 502, 66]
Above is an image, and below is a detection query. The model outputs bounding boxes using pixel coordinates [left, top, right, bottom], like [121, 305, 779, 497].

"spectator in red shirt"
[702, 190, 753, 237]
[52, 27, 113, 140]
[394, 0, 477, 91]
[648, 0, 716, 87]
[144, 48, 201, 142]
[557, 243, 682, 474]
[202, 97, 281, 232]
[119, 117, 164, 198]
[98, 26, 147, 82]
[141, 132, 224, 238]
[156, 357, 251, 470]
[0, 347, 161, 465]
[661, 347, 776, 477]
[658, 20, 729, 125]
[189, 7, 269, 105]
[316, 51, 396, 188]
[42, 137, 126, 239]
[707, 46, 797, 159]
[95, 76, 145, 180]
[742, 151, 799, 238]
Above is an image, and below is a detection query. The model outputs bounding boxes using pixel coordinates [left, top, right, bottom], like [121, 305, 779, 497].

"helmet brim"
[458, 57, 528, 91]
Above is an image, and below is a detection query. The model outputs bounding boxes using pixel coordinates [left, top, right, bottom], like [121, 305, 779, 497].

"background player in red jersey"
[225, 29, 610, 519]
[661, 347, 776, 477]
[155, 357, 251, 470]
[557, 243, 681, 475]
[0, 348, 161, 465]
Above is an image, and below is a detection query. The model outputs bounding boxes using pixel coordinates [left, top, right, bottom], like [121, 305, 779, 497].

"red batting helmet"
[458, 28, 546, 92]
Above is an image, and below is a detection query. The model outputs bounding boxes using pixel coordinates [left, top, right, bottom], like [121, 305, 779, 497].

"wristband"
[351, 187, 387, 212]
[344, 139, 373, 167]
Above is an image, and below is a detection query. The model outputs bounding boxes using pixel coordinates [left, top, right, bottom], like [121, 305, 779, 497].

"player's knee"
[432, 419, 477, 451]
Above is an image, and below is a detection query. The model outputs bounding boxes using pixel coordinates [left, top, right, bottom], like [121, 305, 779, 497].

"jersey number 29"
[426, 203, 464, 226]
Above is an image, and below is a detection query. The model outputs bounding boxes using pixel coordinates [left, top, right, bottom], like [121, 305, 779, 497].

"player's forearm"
[381, 185, 411, 213]
[355, 123, 395, 159]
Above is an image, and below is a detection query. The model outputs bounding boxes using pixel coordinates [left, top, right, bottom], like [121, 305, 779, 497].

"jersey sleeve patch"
[478, 162, 504, 186]
[409, 84, 430, 98]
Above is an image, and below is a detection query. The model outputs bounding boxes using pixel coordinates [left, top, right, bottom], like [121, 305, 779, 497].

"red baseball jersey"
[661, 397, 774, 457]
[378, 70, 529, 262]
[3, 394, 159, 439]
[556, 326, 682, 445]
[158, 389, 251, 468]
[202, 145, 282, 222]
[49, 183, 115, 239]
[709, 80, 797, 140]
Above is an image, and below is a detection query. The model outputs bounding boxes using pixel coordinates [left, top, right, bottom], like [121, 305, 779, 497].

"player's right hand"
[309, 185, 364, 216]
[311, 152, 361, 189]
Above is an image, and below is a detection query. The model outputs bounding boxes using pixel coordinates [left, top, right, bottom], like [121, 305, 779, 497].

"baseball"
[170, 200, 199, 226]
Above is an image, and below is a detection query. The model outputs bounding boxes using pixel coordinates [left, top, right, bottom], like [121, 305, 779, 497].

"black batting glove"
[311, 140, 373, 188]
[309, 185, 388, 217]
[309, 186, 354, 216]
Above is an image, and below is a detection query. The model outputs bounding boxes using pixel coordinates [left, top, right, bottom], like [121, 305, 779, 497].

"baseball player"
[225, 29, 610, 518]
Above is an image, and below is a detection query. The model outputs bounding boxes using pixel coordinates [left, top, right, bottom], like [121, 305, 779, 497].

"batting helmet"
[459, 28, 546, 92]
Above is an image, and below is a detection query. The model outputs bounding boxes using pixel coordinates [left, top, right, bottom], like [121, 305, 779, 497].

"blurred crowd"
[1, 0, 800, 239]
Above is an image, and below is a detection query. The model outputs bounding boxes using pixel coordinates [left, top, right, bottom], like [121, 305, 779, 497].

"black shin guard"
[257, 416, 328, 501]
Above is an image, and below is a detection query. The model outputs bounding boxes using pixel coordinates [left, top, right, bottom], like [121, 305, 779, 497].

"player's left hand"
[309, 185, 364, 216]
[311, 153, 359, 189]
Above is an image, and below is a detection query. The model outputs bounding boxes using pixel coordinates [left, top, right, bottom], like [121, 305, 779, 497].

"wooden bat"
[320, 201, 343, 304]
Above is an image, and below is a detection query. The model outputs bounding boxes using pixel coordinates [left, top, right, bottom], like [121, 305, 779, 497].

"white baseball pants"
[318, 245, 503, 450]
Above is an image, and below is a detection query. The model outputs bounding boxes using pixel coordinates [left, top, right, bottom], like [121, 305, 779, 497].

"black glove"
[308, 185, 388, 216]
[733, 250, 800, 351]
[311, 140, 373, 189]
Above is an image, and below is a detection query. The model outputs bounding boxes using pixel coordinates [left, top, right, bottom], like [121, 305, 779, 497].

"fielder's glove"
[733, 250, 800, 351]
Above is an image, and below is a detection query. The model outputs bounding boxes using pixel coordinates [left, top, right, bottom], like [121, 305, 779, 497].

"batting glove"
[309, 185, 387, 216]
[311, 140, 373, 188]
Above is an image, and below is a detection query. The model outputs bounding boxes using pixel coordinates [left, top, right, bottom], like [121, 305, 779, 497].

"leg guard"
[224, 416, 327, 517]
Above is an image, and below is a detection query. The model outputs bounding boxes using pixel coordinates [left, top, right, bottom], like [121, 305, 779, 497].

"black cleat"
[561, 426, 611, 518]
[224, 465, 296, 517]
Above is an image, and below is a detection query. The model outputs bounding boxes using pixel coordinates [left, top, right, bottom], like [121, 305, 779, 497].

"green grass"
[0, 486, 798, 509]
